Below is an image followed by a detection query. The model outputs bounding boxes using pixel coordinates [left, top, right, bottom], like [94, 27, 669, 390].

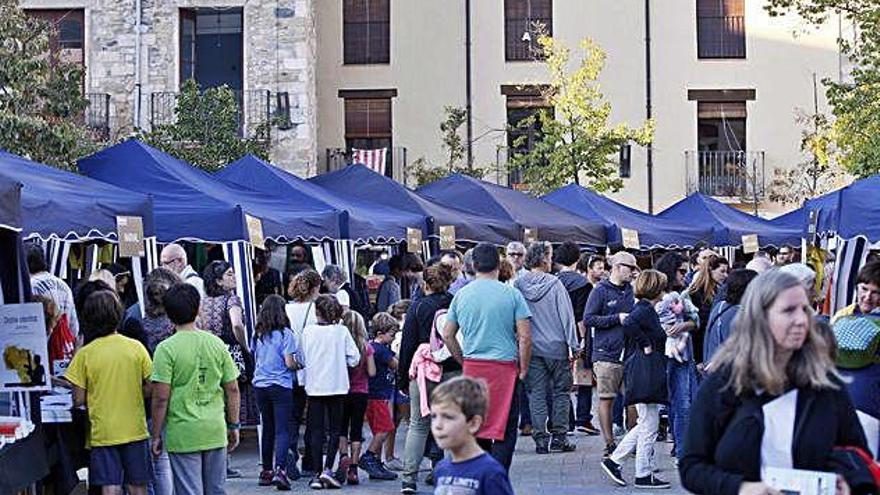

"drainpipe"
[644, 0, 654, 213]
[133, 0, 143, 130]
[465, 0, 474, 170]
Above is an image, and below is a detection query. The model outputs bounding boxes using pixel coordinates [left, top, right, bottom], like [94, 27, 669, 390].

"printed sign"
[621, 228, 641, 250]
[439, 226, 456, 250]
[246, 214, 265, 250]
[407, 228, 423, 254]
[742, 234, 759, 254]
[116, 216, 145, 258]
[0, 303, 50, 392]
[523, 228, 538, 244]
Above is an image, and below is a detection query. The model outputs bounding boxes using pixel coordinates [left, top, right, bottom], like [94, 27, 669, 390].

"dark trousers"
[287, 386, 306, 472]
[613, 391, 624, 426]
[477, 380, 521, 472]
[518, 384, 531, 428]
[255, 385, 293, 470]
[575, 385, 594, 424]
[305, 395, 344, 474]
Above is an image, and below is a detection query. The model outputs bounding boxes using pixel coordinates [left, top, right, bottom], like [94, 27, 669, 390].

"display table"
[0, 427, 49, 495]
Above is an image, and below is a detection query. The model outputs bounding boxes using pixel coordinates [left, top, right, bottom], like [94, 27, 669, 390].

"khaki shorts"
[593, 361, 624, 399]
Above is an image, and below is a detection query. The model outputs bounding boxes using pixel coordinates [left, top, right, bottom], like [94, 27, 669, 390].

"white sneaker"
[384, 457, 405, 471]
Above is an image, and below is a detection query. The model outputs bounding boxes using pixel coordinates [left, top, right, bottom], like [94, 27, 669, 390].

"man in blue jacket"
[584, 251, 637, 457]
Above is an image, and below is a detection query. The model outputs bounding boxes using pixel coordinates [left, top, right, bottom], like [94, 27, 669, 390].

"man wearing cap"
[583, 251, 638, 457]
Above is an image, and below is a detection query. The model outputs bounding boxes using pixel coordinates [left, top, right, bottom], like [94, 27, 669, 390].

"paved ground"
[227, 426, 690, 494]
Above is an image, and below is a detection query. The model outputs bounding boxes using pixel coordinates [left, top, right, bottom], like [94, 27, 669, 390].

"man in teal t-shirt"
[442, 243, 532, 471]
[150, 284, 240, 495]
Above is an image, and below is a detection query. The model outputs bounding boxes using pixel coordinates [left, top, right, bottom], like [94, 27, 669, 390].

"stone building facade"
[21, 0, 317, 175]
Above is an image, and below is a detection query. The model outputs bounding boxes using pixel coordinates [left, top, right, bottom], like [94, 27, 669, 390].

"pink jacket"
[409, 343, 442, 417]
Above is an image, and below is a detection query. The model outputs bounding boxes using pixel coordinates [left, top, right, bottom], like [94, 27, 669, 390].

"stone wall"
[20, 0, 317, 175]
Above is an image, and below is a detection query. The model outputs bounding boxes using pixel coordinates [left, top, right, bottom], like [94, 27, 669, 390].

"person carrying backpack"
[397, 263, 458, 494]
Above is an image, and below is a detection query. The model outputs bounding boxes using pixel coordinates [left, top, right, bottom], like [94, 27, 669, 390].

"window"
[179, 8, 243, 90]
[343, 0, 390, 65]
[504, 0, 552, 61]
[505, 88, 551, 186]
[342, 90, 394, 176]
[698, 101, 746, 152]
[619, 144, 632, 178]
[26, 9, 84, 65]
[697, 0, 745, 58]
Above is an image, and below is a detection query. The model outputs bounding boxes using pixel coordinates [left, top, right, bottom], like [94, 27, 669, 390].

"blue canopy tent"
[1, 150, 155, 242]
[78, 140, 343, 244]
[417, 174, 607, 245]
[216, 155, 427, 243]
[542, 184, 715, 249]
[308, 165, 521, 245]
[657, 193, 801, 247]
[0, 173, 21, 233]
[799, 175, 880, 242]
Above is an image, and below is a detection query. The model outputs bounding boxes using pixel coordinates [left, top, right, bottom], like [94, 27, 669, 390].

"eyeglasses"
[508, 252, 524, 258]
[618, 262, 639, 271]
[677, 268, 688, 275]
[160, 257, 182, 266]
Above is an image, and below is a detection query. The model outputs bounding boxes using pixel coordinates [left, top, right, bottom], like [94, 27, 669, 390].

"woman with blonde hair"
[680, 270, 867, 495]
[684, 254, 729, 364]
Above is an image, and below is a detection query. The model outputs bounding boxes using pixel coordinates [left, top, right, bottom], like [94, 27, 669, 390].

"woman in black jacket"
[680, 270, 867, 495]
[600, 270, 671, 489]
[397, 263, 457, 493]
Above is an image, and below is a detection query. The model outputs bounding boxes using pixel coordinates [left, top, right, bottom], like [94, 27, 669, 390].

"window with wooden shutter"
[504, 0, 553, 61]
[26, 9, 85, 66]
[696, 0, 745, 58]
[343, 95, 393, 173]
[343, 0, 391, 65]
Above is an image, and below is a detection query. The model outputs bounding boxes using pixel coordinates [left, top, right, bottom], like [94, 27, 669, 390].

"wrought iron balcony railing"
[685, 150, 765, 199]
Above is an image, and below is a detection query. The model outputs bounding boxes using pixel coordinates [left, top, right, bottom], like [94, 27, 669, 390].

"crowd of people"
[16, 238, 880, 495]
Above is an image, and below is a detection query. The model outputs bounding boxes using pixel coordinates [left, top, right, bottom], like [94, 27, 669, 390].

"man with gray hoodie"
[514, 242, 579, 454]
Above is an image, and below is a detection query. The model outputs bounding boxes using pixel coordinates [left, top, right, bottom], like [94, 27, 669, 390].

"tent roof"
[0, 172, 22, 231]
[417, 175, 606, 245]
[542, 184, 714, 248]
[216, 155, 427, 242]
[0, 150, 154, 241]
[308, 166, 521, 245]
[658, 193, 801, 247]
[78, 140, 344, 243]
[799, 175, 880, 242]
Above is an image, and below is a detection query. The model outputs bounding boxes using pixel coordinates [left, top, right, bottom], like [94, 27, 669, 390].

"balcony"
[149, 89, 294, 140]
[322, 147, 408, 184]
[84, 92, 111, 141]
[685, 150, 765, 199]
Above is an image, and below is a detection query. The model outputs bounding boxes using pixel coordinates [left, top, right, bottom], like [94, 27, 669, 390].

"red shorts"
[365, 399, 394, 434]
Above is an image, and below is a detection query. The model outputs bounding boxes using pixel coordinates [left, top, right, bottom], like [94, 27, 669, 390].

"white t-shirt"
[300, 323, 360, 396]
[334, 290, 350, 308]
[286, 301, 317, 384]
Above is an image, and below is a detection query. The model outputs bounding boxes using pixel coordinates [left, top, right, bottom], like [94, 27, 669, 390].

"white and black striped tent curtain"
[829, 236, 870, 314]
[223, 241, 257, 341]
[321, 240, 356, 286]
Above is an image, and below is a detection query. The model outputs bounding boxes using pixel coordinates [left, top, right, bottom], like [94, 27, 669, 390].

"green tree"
[508, 36, 654, 195]
[141, 80, 270, 172]
[766, 0, 880, 177]
[410, 106, 487, 187]
[0, 0, 96, 170]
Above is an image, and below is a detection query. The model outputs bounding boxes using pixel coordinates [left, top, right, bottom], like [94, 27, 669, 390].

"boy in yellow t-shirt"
[65, 290, 152, 495]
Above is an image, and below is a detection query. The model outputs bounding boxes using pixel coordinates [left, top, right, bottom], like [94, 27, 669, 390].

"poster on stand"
[0, 303, 50, 392]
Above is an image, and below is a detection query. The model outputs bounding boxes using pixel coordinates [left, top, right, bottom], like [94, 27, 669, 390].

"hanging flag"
[351, 148, 388, 176]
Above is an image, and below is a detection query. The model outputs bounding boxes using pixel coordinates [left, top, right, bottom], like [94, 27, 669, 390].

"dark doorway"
[179, 8, 243, 91]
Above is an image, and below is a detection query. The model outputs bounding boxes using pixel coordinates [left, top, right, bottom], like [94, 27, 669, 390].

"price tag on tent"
[524, 228, 538, 244]
[621, 228, 641, 250]
[407, 228, 423, 254]
[246, 214, 265, 250]
[439, 225, 456, 250]
[116, 216, 145, 258]
[742, 234, 759, 254]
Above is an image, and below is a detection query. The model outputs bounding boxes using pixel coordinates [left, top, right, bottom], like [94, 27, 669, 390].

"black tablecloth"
[0, 427, 49, 495]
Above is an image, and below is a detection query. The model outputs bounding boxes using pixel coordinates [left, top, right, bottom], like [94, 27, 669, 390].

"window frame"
[343, 0, 391, 65]
[504, 0, 553, 62]
[696, 0, 746, 59]
[341, 90, 395, 176]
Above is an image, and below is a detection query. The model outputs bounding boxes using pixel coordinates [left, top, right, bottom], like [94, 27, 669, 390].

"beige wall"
[316, 0, 841, 213]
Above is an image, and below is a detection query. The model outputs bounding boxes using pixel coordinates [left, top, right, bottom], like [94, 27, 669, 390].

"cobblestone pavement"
[227, 426, 690, 494]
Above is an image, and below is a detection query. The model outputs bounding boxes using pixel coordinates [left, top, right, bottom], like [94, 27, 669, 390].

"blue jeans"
[147, 419, 173, 495]
[255, 385, 294, 470]
[667, 360, 698, 458]
[575, 385, 593, 424]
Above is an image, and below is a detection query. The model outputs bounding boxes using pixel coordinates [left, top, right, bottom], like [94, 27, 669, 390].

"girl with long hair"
[337, 310, 376, 485]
